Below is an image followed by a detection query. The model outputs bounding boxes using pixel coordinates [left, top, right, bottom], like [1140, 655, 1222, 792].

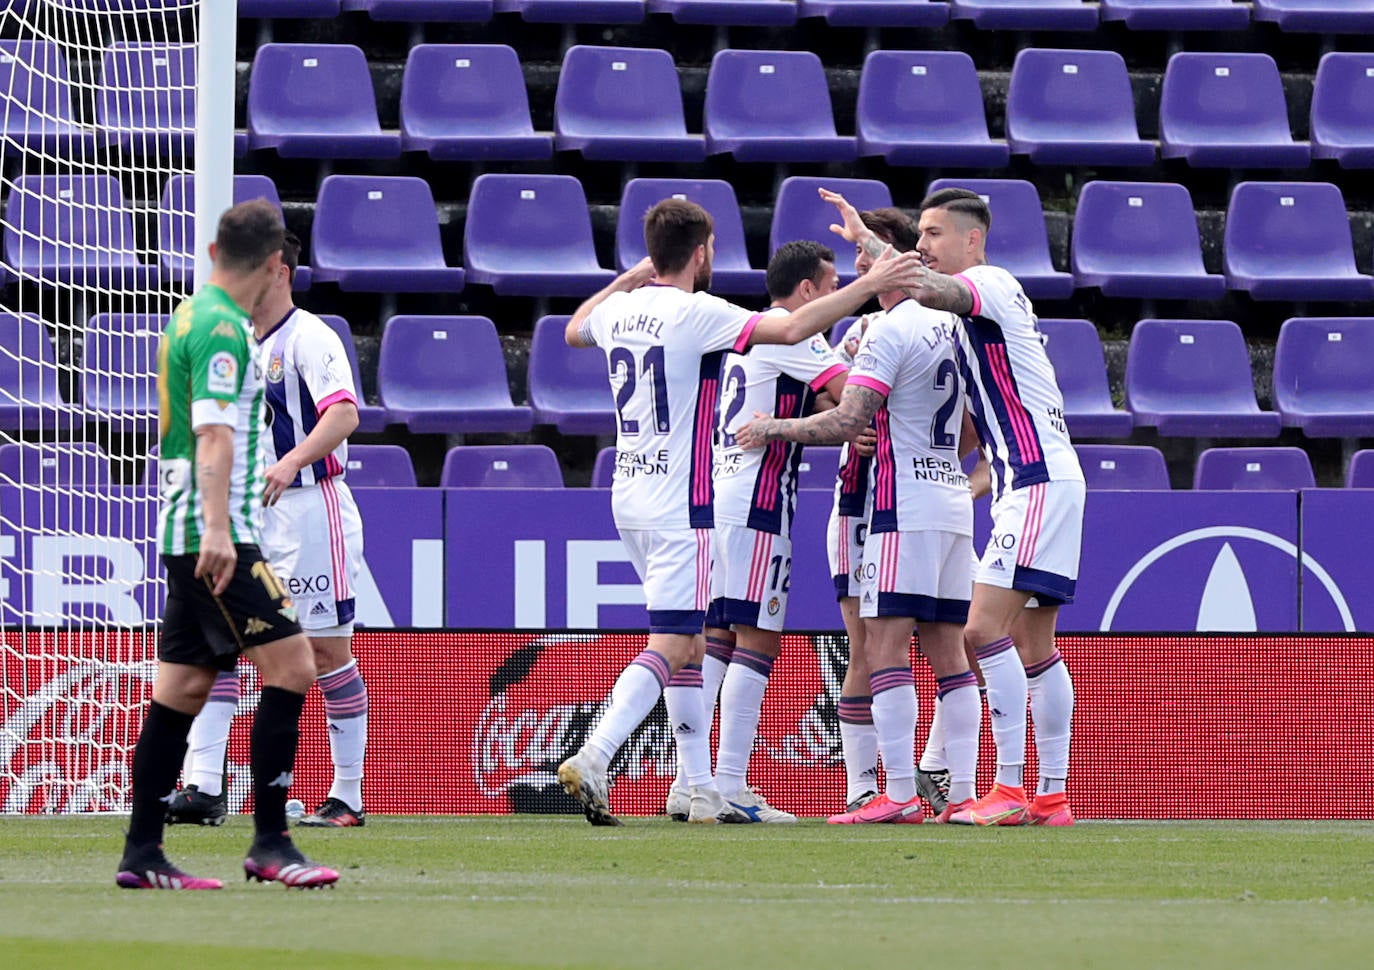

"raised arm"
[734, 382, 886, 450]
[566, 257, 657, 348]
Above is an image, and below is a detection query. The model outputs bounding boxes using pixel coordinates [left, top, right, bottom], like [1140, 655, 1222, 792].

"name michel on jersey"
[909, 455, 967, 486]
[610, 315, 665, 339]
[615, 449, 670, 477]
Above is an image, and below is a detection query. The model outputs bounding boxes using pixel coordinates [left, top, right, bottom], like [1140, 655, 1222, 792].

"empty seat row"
[234, 1, 1374, 32]
[1078, 445, 1326, 491]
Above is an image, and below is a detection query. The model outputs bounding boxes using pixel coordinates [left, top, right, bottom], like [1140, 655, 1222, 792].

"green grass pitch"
[2, 816, 1372, 969]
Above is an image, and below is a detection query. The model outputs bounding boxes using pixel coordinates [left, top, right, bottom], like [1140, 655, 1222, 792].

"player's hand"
[621, 256, 656, 290]
[261, 459, 299, 507]
[195, 527, 237, 596]
[852, 427, 878, 458]
[864, 249, 927, 294]
[733, 411, 777, 451]
[820, 187, 869, 244]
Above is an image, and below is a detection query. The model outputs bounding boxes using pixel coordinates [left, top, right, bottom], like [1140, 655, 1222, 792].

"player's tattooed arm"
[735, 384, 886, 449]
[904, 266, 975, 316]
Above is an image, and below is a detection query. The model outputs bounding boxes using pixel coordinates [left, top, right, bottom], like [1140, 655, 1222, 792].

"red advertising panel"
[4, 631, 1372, 819]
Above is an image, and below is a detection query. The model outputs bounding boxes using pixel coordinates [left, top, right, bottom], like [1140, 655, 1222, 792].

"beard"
[692, 256, 713, 292]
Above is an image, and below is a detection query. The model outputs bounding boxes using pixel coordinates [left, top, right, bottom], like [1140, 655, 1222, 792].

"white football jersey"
[257, 307, 357, 487]
[951, 264, 1083, 502]
[580, 284, 758, 531]
[714, 307, 848, 535]
[847, 299, 971, 536]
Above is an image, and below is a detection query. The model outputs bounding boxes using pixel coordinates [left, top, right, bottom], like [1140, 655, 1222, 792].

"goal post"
[0, 0, 237, 814]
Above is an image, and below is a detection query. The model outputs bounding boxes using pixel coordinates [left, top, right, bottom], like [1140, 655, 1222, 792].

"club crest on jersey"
[267, 354, 285, 383]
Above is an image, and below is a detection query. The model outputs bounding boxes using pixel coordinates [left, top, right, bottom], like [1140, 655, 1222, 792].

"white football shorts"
[826, 502, 869, 601]
[976, 480, 1085, 605]
[619, 527, 711, 634]
[858, 529, 972, 623]
[261, 476, 363, 634]
[709, 523, 792, 632]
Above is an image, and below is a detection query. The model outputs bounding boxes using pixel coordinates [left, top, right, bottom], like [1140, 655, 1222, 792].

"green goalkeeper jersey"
[156, 284, 265, 556]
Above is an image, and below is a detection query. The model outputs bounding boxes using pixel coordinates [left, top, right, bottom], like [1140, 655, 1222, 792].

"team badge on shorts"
[767, 597, 781, 616]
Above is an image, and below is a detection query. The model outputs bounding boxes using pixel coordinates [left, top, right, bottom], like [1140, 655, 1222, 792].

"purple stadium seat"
[927, 179, 1073, 300]
[1101, 0, 1250, 29]
[770, 177, 892, 284]
[377, 316, 533, 434]
[527, 315, 617, 435]
[617, 179, 764, 294]
[1347, 450, 1374, 488]
[495, 0, 645, 22]
[88, 313, 168, 338]
[81, 331, 159, 433]
[1194, 447, 1315, 491]
[591, 446, 616, 487]
[1126, 319, 1282, 438]
[1311, 53, 1374, 169]
[441, 445, 563, 488]
[319, 315, 390, 434]
[1006, 49, 1154, 166]
[951, 0, 1099, 30]
[0, 313, 68, 431]
[1223, 182, 1374, 302]
[555, 47, 705, 162]
[343, 445, 417, 487]
[1252, 0, 1374, 33]
[1071, 181, 1225, 300]
[247, 44, 401, 159]
[1075, 445, 1171, 490]
[800, 1, 949, 26]
[341, 0, 492, 19]
[239, 1, 341, 13]
[1273, 317, 1374, 437]
[649, 1, 798, 24]
[0, 443, 111, 489]
[158, 175, 311, 290]
[1037, 319, 1133, 438]
[0, 41, 99, 154]
[463, 175, 614, 297]
[796, 446, 841, 490]
[311, 176, 465, 293]
[704, 50, 855, 163]
[857, 51, 1008, 169]
[1159, 53, 1308, 168]
[97, 43, 195, 157]
[2, 176, 161, 289]
[400, 45, 551, 162]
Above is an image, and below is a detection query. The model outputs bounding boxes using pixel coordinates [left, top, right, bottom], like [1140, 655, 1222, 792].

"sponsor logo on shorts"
[990, 558, 1006, 571]
[206, 351, 238, 395]
[287, 574, 331, 595]
[309, 601, 331, 618]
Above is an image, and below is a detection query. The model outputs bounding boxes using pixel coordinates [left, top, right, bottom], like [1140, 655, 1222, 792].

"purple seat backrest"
[1224, 182, 1360, 276]
[617, 179, 750, 272]
[0, 442, 111, 488]
[795, 446, 841, 490]
[1008, 48, 1140, 141]
[0, 40, 80, 128]
[591, 446, 616, 486]
[1312, 53, 1374, 145]
[1194, 447, 1315, 490]
[927, 178, 1054, 272]
[1075, 444, 1169, 490]
[249, 44, 382, 135]
[98, 42, 195, 131]
[1348, 450, 1374, 488]
[1127, 319, 1258, 407]
[239, 1, 342, 14]
[770, 177, 892, 279]
[0, 312, 62, 407]
[442, 445, 563, 488]
[1074, 181, 1207, 273]
[379, 316, 511, 402]
[1274, 317, 1374, 403]
[1162, 52, 1291, 141]
[1037, 319, 1110, 400]
[314, 176, 447, 271]
[402, 44, 535, 137]
[557, 46, 688, 136]
[464, 174, 599, 271]
[160, 174, 283, 268]
[859, 50, 989, 140]
[706, 49, 838, 139]
[3, 175, 140, 269]
[529, 315, 609, 395]
[81, 330, 160, 410]
[344, 444, 416, 488]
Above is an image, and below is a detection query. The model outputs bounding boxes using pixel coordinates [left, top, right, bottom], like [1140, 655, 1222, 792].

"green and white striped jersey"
[156, 284, 265, 555]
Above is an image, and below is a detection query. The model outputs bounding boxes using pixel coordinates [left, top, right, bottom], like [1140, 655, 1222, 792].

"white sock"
[919, 695, 947, 772]
[1028, 651, 1074, 796]
[585, 651, 668, 767]
[838, 695, 878, 802]
[185, 669, 239, 797]
[870, 667, 917, 804]
[714, 660, 770, 796]
[936, 676, 982, 806]
[675, 650, 731, 788]
[976, 637, 1027, 789]
[319, 659, 368, 812]
[665, 665, 712, 788]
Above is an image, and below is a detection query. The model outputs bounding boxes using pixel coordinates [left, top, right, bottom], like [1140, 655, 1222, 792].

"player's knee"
[250, 634, 316, 694]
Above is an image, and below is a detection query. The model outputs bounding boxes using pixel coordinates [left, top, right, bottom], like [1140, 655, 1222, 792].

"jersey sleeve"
[580, 292, 620, 348]
[684, 292, 758, 353]
[952, 264, 1028, 324]
[188, 315, 250, 430]
[777, 334, 849, 391]
[297, 321, 357, 414]
[846, 316, 902, 399]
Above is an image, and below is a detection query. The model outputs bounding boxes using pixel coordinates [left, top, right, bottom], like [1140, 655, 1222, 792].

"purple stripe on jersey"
[974, 636, 1016, 661]
[986, 343, 1042, 464]
[870, 406, 898, 533]
[631, 649, 673, 688]
[705, 635, 736, 664]
[870, 666, 914, 695]
[320, 662, 367, 720]
[837, 446, 872, 517]
[264, 321, 302, 486]
[1025, 650, 1064, 680]
[208, 669, 240, 704]
[838, 695, 874, 725]
[689, 351, 726, 529]
[936, 670, 979, 699]
[730, 646, 775, 678]
[747, 385, 802, 534]
[961, 316, 1048, 492]
[667, 662, 704, 687]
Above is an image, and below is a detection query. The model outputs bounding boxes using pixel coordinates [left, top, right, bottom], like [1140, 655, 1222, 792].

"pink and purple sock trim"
[838, 695, 874, 725]
[936, 670, 980, 699]
[730, 646, 774, 678]
[975, 636, 1017, 662]
[705, 635, 736, 665]
[1025, 650, 1064, 680]
[319, 662, 368, 720]
[870, 666, 915, 695]
[208, 670, 240, 705]
[631, 649, 673, 689]
[667, 663, 704, 688]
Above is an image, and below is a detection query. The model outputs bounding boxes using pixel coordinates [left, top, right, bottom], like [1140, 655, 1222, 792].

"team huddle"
[559, 188, 1085, 828]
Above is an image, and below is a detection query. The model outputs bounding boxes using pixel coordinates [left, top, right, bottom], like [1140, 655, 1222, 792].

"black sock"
[124, 701, 195, 856]
[251, 685, 306, 842]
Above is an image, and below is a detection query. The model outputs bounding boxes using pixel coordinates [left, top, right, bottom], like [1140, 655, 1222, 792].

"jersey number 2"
[610, 346, 670, 435]
[930, 359, 960, 450]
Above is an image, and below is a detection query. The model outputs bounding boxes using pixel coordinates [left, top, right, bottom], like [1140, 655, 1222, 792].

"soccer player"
[822, 186, 1084, 827]
[707, 240, 848, 823]
[736, 209, 983, 825]
[167, 231, 369, 830]
[556, 198, 924, 826]
[117, 200, 337, 889]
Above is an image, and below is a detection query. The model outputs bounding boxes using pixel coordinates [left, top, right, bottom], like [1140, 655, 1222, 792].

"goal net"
[0, 0, 229, 814]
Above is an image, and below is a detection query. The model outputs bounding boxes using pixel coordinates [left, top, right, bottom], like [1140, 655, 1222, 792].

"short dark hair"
[214, 199, 285, 274]
[644, 198, 713, 275]
[918, 188, 992, 232]
[281, 229, 302, 282]
[766, 240, 835, 301]
[859, 207, 920, 253]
